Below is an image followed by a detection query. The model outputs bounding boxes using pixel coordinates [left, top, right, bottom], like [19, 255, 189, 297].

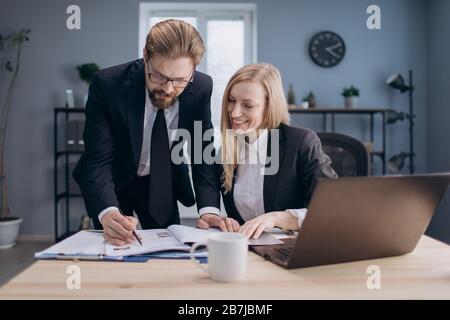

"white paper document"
[35, 225, 283, 259]
[34, 231, 109, 259]
[104, 226, 196, 257]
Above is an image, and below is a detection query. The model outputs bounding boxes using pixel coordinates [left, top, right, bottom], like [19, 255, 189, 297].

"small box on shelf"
[65, 120, 85, 152]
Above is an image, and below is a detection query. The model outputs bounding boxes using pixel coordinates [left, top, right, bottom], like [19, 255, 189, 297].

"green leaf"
[77, 63, 100, 84]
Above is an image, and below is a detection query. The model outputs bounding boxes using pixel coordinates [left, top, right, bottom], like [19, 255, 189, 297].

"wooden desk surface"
[0, 235, 449, 300]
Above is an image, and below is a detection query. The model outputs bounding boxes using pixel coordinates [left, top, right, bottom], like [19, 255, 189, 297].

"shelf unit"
[289, 108, 391, 174]
[53, 107, 85, 242]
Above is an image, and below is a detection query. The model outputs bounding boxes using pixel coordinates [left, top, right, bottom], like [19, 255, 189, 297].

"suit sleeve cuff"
[198, 207, 221, 217]
[98, 206, 119, 224]
[286, 208, 308, 228]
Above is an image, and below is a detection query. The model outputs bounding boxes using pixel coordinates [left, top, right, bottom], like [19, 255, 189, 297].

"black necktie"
[148, 109, 174, 226]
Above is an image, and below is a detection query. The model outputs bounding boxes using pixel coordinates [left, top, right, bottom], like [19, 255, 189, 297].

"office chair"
[317, 132, 370, 177]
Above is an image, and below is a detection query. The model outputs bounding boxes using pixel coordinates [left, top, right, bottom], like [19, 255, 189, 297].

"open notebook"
[35, 225, 283, 261]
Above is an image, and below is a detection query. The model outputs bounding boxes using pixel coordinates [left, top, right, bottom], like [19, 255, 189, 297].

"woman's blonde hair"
[145, 19, 204, 64]
[221, 63, 290, 192]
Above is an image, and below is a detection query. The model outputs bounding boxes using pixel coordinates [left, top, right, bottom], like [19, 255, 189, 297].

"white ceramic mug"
[190, 232, 248, 282]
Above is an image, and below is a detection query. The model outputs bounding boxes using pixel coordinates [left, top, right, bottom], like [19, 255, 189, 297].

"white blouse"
[233, 130, 307, 227]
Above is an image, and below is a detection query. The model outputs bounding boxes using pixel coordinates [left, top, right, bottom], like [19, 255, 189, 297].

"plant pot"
[345, 96, 358, 109]
[300, 101, 309, 109]
[0, 217, 23, 249]
[83, 94, 88, 107]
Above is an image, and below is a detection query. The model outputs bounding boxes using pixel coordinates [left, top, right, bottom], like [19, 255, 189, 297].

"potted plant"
[0, 29, 30, 249]
[77, 63, 99, 106]
[300, 95, 309, 109]
[287, 84, 296, 109]
[307, 91, 316, 108]
[341, 86, 360, 109]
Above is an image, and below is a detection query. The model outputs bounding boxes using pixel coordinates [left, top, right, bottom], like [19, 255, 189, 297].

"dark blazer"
[222, 123, 338, 224]
[73, 59, 220, 226]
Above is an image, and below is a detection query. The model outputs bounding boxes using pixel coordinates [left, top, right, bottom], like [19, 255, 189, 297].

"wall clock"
[309, 31, 346, 68]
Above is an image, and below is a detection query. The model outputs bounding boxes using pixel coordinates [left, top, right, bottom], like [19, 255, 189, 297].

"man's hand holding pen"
[100, 210, 141, 246]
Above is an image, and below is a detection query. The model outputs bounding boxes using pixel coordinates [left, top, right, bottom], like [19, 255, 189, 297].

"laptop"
[252, 173, 450, 269]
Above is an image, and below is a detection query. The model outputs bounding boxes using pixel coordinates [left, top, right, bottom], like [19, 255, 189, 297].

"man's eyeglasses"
[146, 59, 195, 89]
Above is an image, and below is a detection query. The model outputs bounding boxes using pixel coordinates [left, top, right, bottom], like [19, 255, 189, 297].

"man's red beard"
[148, 89, 177, 109]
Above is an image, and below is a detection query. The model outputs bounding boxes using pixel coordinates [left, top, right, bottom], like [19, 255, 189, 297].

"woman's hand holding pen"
[100, 210, 139, 246]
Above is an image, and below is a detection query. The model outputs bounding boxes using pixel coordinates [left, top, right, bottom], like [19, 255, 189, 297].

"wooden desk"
[0, 236, 449, 299]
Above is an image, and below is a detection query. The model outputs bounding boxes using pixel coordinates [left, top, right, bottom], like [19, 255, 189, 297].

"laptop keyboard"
[273, 246, 293, 260]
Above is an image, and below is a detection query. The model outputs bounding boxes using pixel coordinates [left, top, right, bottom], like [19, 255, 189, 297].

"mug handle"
[190, 240, 208, 273]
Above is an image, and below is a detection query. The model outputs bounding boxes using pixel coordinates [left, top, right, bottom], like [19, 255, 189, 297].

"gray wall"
[261, 0, 428, 178]
[0, 0, 445, 240]
[425, 0, 450, 243]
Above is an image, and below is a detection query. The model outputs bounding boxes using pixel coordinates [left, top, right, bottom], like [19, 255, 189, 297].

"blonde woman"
[197, 63, 337, 239]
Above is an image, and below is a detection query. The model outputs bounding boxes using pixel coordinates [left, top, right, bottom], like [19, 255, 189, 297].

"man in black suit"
[73, 20, 236, 246]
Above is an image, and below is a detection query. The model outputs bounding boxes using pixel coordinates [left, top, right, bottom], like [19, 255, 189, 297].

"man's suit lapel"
[177, 79, 195, 132]
[126, 61, 146, 169]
